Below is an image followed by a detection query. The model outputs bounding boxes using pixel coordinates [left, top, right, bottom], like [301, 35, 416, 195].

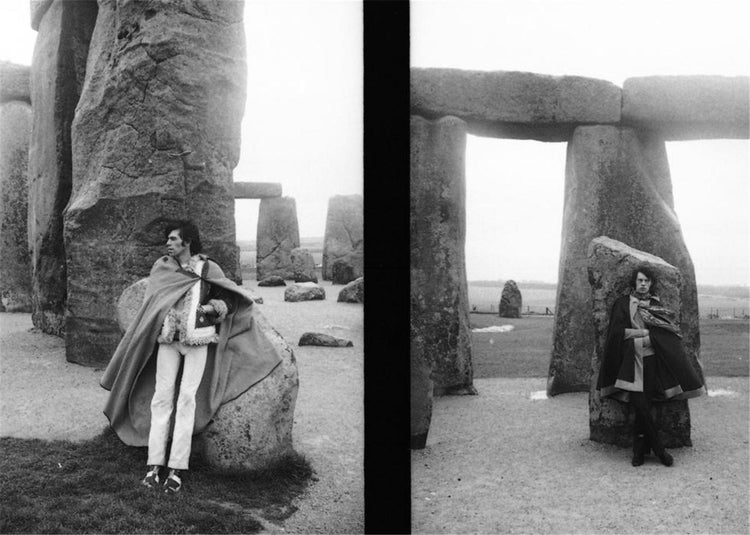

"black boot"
[653, 445, 673, 467]
[631, 434, 647, 467]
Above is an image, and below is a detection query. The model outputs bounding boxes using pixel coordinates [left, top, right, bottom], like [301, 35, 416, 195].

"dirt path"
[0, 280, 363, 534]
[412, 377, 749, 534]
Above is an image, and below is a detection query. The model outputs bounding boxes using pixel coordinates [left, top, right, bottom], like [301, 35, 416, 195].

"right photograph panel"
[410, 1, 749, 533]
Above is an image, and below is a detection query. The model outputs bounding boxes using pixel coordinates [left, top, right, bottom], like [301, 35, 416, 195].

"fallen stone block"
[298, 332, 353, 347]
[257, 275, 287, 287]
[291, 248, 318, 283]
[337, 277, 364, 304]
[284, 282, 325, 302]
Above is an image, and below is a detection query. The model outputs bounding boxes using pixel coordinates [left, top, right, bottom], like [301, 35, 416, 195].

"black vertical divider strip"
[363, 2, 411, 534]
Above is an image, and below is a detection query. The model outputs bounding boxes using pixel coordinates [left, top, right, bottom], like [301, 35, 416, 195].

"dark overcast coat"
[597, 295, 705, 402]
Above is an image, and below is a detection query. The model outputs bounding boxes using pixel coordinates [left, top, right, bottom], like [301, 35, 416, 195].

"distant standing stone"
[298, 332, 353, 347]
[498, 280, 522, 318]
[284, 282, 325, 302]
[337, 277, 364, 303]
[322, 194, 363, 282]
[258, 275, 286, 287]
[257, 197, 300, 280]
[291, 248, 318, 283]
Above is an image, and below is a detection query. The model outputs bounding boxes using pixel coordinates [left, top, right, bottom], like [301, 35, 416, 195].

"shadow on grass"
[0, 427, 314, 534]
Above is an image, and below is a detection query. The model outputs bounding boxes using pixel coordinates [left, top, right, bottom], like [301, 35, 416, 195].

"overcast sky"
[0, 0, 362, 241]
[412, 0, 749, 286]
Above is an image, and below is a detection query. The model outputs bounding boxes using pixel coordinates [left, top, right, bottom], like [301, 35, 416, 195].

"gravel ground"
[413, 377, 749, 535]
[0, 280, 363, 534]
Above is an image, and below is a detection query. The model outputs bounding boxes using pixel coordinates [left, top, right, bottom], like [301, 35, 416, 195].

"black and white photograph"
[410, 0, 748, 533]
[0, 0, 362, 532]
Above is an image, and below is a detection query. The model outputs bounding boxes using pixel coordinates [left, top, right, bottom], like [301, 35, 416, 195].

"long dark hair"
[166, 220, 203, 254]
[630, 263, 657, 294]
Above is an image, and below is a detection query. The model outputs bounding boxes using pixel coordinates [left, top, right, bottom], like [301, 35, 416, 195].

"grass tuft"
[0, 427, 314, 534]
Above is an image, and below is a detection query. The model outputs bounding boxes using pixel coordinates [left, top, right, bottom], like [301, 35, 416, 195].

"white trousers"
[147, 341, 208, 470]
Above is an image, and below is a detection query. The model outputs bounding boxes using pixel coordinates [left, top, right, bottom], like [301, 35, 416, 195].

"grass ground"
[0, 428, 312, 534]
[470, 315, 749, 378]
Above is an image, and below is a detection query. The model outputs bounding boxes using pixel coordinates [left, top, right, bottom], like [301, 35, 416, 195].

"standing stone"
[410, 335, 433, 449]
[28, 0, 97, 337]
[322, 194, 363, 282]
[411, 115, 475, 396]
[549, 125, 703, 396]
[498, 280, 522, 318]
[256, 197, 300, 280]
[291, 247, 317, 283]
[65, 0, 245, 366]
[331, 258, 356, 285]
[115, 277, 299, 470]
[0, 102, 33, 312]
[588, 237, 694, 447]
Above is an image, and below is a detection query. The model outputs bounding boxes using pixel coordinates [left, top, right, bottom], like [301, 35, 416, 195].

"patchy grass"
[0, 428, 313, 534]
[471, 315, 749, 379]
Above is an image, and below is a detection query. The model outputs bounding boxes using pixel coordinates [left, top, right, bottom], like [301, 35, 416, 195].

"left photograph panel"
[0, 0, 363, 532]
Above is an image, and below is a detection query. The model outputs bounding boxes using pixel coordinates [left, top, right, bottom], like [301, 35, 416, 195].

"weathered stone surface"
[284, 282, 325, 302]
[298, 332, 353, 347]
[411, 68, 621, 141]
[0, 102, 33, 312]
[549, 125, 703, 396]
[337, 277, 364, 304]
[411, 115, 475, 396]
[498, 280, 522, 318]
[28, 0, 97, 337]
[622, 76, 750, 140]
[31, 0, 54, 31]
[588, 236, 693, 447]
[331, 258, 356, 285]
[410, 334, 433, 449]
[291, 247, 317, 283]
[116, 277, 296, 470]
[257, 275, 286, 287]
[232, 181, 282, 199]
[322, 194, 363, 281]
[0, 61, 31, 105]
[64, 0, 244, 365]
[256, 197, 300, 280]
[115, 278, 150, 333]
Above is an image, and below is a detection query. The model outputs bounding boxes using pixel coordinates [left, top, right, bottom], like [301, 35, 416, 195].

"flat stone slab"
[622, 75, 750, 140]
[411, 68, 621, 141]
[233, 181, 282, 199]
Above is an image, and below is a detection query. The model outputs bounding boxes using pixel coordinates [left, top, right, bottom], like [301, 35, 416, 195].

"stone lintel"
[0, 61, 31, 105]
[233, 181, 282, 199]
[622, 75, 749, 140]
[411, 68, 621, 142]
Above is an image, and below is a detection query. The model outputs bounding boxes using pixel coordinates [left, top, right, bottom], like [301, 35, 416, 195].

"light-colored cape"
[101, 254, 282, 446]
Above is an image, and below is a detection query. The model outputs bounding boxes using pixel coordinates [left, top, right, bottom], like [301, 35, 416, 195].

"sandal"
[164, 470, 182, 494]
[141, 466, 161, 488]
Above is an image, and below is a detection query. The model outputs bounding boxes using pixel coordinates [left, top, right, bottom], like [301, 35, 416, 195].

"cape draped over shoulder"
[597, 294, 705, 402]
[100, 254, 283, 446]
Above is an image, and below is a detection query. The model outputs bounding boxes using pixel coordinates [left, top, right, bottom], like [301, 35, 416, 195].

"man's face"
[166, 230, 187, 257]
[635, 272, 652, 294]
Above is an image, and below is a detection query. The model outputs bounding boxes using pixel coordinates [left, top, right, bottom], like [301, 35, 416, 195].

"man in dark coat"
[597, 265, 704, 467]
[101, 220, 282, 493]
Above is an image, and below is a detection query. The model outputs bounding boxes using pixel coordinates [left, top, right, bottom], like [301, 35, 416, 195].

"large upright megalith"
[256, 197, 300, 280]
[588, 237, 697, 447]
[411, 115, 475, 397]
[322, 194, 363, 283]
[65, 0, 245, 366]
[28, 0, 98, 336]
[498, 280, 522, 318]
[549, 125, 703, 396]
[0, 101, 33, 312]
